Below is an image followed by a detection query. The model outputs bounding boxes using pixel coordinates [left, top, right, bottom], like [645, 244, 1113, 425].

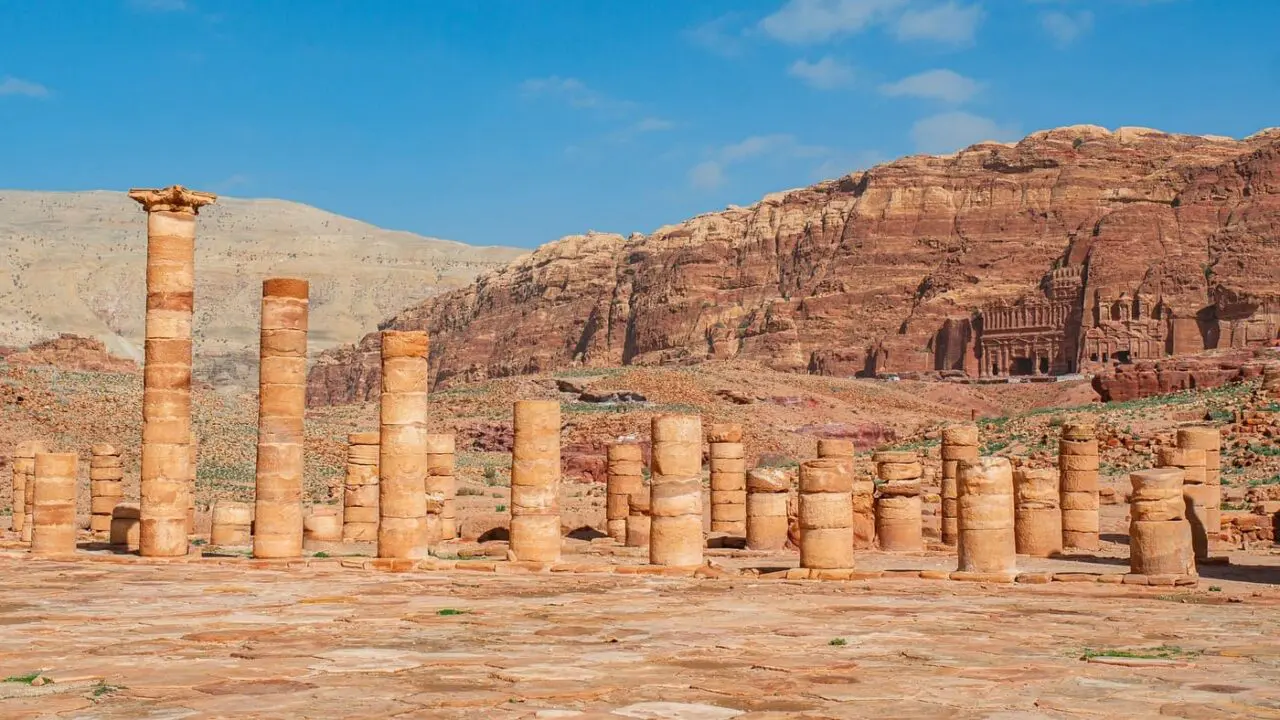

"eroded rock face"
[309, 126, 1280, 405]
[4, 334, 137, 374]
[1091, 355, 1267, 402]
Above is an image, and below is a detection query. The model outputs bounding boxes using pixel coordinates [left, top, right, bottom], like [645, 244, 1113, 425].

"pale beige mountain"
[0, 190, 523, 387]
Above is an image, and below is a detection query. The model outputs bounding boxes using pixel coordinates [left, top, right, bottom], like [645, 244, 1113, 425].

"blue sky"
[1, 1, 1277, 248]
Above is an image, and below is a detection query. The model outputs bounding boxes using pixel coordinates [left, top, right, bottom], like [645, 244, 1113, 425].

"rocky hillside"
[0, 190, 523, 389]
[309, 125, 1280, 405]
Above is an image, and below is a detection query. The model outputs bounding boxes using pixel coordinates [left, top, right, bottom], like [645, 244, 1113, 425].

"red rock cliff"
[308, 125, 1280, 405]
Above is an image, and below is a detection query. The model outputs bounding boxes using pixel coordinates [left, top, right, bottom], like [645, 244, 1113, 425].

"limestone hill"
[0, 190, 523, 389]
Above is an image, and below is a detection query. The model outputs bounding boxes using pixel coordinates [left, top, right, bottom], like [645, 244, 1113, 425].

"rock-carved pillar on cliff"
[129, 185, 216, 558]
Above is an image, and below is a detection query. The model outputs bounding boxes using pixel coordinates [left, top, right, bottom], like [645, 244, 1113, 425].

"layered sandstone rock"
[310, 127, 1280, 401]
[5, 334, 138, 374]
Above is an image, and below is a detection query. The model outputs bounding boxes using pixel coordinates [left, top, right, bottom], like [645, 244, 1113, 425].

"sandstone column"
[941, 424, 979, 546]
[13, 440, 43, 540]
[343, 432, 380, 542]
[1013, 467, 1062, 557]
[129, 186, 216, 557]
[874, 451, 923, 551]
[1176, 426, 1221, 555]
[708, 424, 746, 536]
[746, 467, 791, 550]
[30, 452, 78, 557]
[798, 458, 854, 569]
[426, 433, 457, 541]
[111, 504, 141, 550]
[378, 331, 430, 559]
[650, 415, 703, 566]
[510, 400, 562, 562]
[89, 444, 124, 538]
[211, 500, 252, 546]
[1059, 422, 1099, 551]
[626, 485, 652, 549]
[606, 442, 645, 542]
[818, 438, 874, 549]
[304, 507, 342, 544]
[957, 457, 1016, 573]
[253, 278, 309, 559]
[1129, 468, 1195, 576]
[1157, 445, 1208, 560]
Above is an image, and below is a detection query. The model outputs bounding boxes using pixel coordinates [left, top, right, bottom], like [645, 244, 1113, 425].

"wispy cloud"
[1040, 10, 1093, 48]
[880, 69, 981, 103]
[689, 134, 828, 190]
[893, 1, 984, 45]
[211, 174, 251, 193]
[910, 111, 1019, 154]
[759, 0, 906, 44]
[0, 77, 51, 99]
[128, 0, 188, 11]
[685, 13, 752, 57]
[520, 76, 636, 113]
[607, 117, 677, 143]
[788, 57, 856, 89]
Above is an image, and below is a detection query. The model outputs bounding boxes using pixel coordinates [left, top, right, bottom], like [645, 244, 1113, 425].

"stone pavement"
[1, 556, 1279, 719]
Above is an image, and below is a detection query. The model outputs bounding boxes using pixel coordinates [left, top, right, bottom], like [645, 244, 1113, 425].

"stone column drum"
[426, 433, 457, 541]
[746, 467, 790, 550]
[606, 442, 645, 542]
[304, 507, 343, 543]
[1129, 468, 1195, 576]
[817, 439, 874, 549]
[378, 330, 430, 560]
[649, 415, 704, 567]
[798, 458, 854, 569]
[1176, 426, 1221, 552]
[89, 444, 124, 537]
[130, 186, 216, 557]
[626, 486, 652, 549]
[111, 504, 141, 550]
[941, 424, 979, 546]
[707, 424, 746, 536]
[343, 432, 379, 542]
[1013, 467, 1062, 557]
[956, 457, 1016, 573]
[211, 500, 252, 546]
[510, 400, 562, 562]
[30, 452, 78, 558]
[874, 451, 923, 551]
[252, 278, 309, 559]
[13, 440, 43, 540]
[1059, 422, 1099, 551]
[1157, 445, 1209, 559]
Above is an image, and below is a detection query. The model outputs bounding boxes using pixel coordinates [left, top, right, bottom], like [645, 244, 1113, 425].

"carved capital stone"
[128, 185, 218, 215]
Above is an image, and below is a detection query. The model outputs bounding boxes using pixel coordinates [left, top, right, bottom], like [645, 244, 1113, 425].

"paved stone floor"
[1, 554, 1279, 719]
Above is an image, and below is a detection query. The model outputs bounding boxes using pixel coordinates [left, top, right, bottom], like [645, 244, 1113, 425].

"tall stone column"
[343, 432, 380, 541]
[129, 186, 216, 557]
[426, 433, 457, 541]
[1129, 468, 1194, 576]
[13, 440, 44, 540]
[940, 424, 979, 546]
[1157, 445, 1208, 559]
[378, 331, 430, 559]
[650, 415, 703, 567]
[89, 444, 124, 538]
[957, 457, 1016, 573]
[1176, 426, 1221, 553]
[606, 442, 644, 542]
[707, 424, 746, 536]
[1059, 422, 1099, 551]
[31, 452, 78, 558]
[874, 451, 923, 551]
[253, 278, 309, 559]
[798, 458, 854, 569]
[510, 400, 562, 562]
[817, 439, 874, 549]
[1013, 467, 1061, 557]
[746, 467, 790, 550]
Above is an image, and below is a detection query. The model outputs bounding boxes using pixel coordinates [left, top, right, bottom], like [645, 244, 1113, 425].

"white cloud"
[0, 77, 50, 98]
[760, 0, 906, 44]
[689, 134, 828, 189]
[880, 69, 981, 103]
[686, 13, 750, 57]
[910, 111, 1019, 154]
[520, 76, 635, 113]
[894, 1, 984, 45]
[1040, 10, 1093, 48]
[788, 57, 856, 90]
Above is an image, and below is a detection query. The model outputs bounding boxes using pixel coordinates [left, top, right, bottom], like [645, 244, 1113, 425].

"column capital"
[128, 185, 217, 215]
